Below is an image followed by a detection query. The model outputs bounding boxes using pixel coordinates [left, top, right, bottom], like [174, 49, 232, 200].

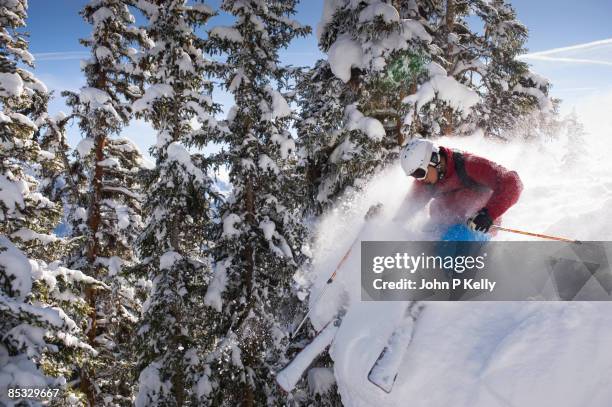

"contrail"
[519, 55, 612, 67]
[519, 38, 612, 66]
[33, 51, 89, 61]
[554, 87, 598, 92]
[524, 38, 612, 57]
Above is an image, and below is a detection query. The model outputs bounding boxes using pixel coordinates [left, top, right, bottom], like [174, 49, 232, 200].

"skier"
[397, 138, 523, 240]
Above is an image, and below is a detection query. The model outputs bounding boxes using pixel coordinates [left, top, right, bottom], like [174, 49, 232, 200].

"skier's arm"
[464, 156, 523, 220]
[393, 181, 433, 221]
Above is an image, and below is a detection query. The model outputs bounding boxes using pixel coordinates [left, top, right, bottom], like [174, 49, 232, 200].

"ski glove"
[467, 208, 493, 233]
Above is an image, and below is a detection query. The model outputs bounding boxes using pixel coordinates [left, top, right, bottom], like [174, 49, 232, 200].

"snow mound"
[76, 137, 95, 157]
[358, 4, 400, 24]
[166, 142, 205, 183]
[403, 62, 480, 118]
[132, 84, 174, 114]
[333, 302, 612, 407]
[0, 237, 32, 300]
[328, 36, 365, 83]
[209, 26, 243, 43]
[0, 72, 24, 98]
[344, 104, 385, 141]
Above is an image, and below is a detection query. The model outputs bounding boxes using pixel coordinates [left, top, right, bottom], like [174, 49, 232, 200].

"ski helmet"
[400, 138, 439, 179]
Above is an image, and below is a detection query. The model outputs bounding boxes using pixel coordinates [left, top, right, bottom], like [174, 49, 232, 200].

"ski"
[367, 301, 424, 393]
[278, 203, 384, 392]
[277, 311, 345, 392]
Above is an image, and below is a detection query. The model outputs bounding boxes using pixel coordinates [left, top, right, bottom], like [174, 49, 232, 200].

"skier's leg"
[437, 223, 490, 279]
[440, 223, 490, 242]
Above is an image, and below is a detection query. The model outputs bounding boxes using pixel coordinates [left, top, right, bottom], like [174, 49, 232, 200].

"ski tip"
[275, 373, 293, 393]
[367, 373, 397, 394]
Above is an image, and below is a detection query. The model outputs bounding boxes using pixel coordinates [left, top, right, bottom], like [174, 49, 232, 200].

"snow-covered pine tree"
[399, 0, 478, 137]
[129, 1, 225, 406]
[461, 0, 555, 138]
[400, 0, 556, 139]
[65, 134, 149, 405]
[60, 1, 152, 404]
[294, 59, 346, 216]
[1, 1, 100, 405]
[203, 1, 310, 404]
[301, 0, 432, 209]
[36, 113, 74, 207]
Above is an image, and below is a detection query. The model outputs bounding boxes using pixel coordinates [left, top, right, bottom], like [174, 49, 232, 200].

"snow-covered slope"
[298, 100, 612, 406]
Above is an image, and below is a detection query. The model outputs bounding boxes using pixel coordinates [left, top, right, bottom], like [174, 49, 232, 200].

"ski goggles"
[410, 167, 428, 180]
[410, 152, 440, 180]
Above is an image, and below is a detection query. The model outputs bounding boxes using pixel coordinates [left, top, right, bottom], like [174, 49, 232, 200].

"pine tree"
[37, 113, 74, 207]
[130, 1, 225, 405]
[401, 0, 556, 139]
[301, 1, 432, 209]
[61, 1, 152, 404]
[203, 1, 309, 404]
[1, 1, 99, 405]
[65, 134, 149, 405]
[295, 60, 345, 215]
[399, 0, 477, 137]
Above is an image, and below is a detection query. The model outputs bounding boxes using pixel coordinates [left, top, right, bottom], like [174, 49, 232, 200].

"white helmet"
[400, 138, 439, 178]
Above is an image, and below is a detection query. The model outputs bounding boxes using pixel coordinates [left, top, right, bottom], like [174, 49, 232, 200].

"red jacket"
[407, 146, 523, 224]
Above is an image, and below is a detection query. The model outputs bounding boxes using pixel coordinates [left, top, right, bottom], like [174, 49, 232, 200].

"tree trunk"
[80, 70, 107, 406]
[243, 176, 255, 296]
[87, 133, 106, 265]
[172, 300, 185, 406]
[242, 385, 254, 407]
[241, 176, 256, 406]
[80, 286, 97, 407]
[445, 0, 455, 70]
[443, 109, 454, 136]
[443, 0, 456, 136]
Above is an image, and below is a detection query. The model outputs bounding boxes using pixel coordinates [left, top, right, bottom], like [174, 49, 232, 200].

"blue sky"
[26, 0, 612, 153]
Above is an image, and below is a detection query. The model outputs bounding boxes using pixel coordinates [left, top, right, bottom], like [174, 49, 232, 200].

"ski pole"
[291, 204, 383, 339]
[490, 225, 581, 244]
[291, 233, 359, 339]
